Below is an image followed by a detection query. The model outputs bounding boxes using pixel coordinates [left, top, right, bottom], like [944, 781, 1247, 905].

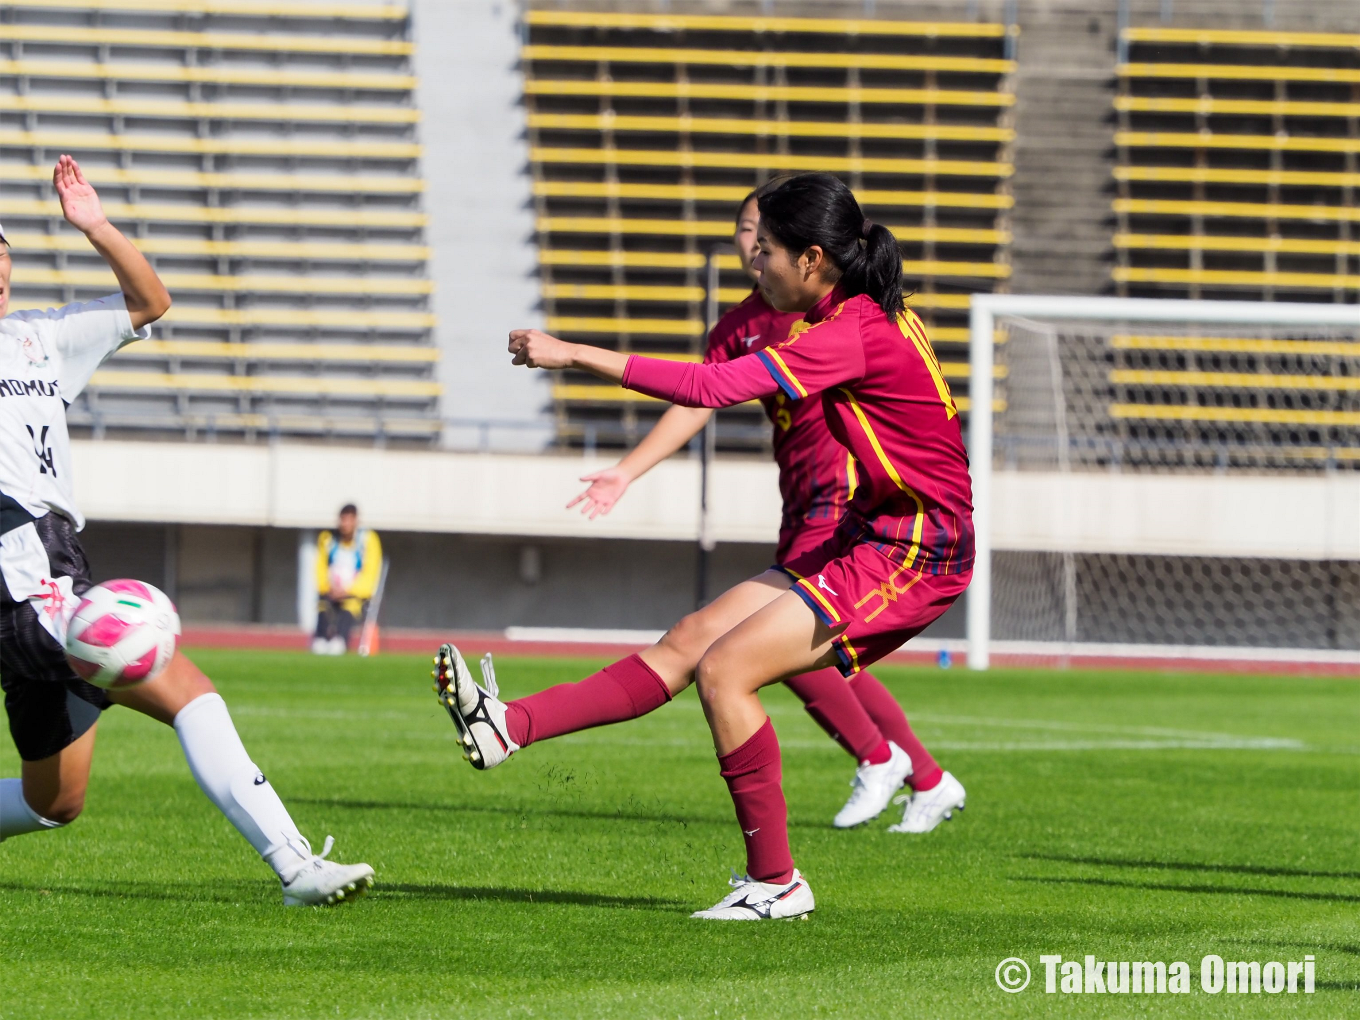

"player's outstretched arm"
[509, 328, 630, 379]
[53, 155, 171, 330]
[568, 404, 713, 518]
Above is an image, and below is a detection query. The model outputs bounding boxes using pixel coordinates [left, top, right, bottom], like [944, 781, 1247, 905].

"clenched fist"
[509, 329, 576, 369]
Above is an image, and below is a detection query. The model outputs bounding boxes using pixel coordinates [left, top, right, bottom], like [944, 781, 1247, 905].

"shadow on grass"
[378, 882, 688, 912]
[1013, 875, 1360, 905]
[1021, 853, 1360, 882]
[0, 878, 263, 904]
[294, 796, 836, 832]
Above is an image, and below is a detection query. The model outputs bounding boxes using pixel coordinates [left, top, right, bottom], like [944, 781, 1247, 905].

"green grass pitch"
[0, 649, 1356, 1018]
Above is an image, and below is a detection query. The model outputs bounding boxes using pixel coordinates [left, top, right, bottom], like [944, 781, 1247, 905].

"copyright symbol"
[995, 957, 1030, 993]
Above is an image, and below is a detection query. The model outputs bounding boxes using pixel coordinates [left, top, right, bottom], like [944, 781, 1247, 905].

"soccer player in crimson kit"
[567, 188, 965, 832]
[437, 173, 973, 919]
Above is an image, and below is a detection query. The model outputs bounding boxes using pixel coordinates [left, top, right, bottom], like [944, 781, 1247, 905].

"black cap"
[340, 503, 358, 516]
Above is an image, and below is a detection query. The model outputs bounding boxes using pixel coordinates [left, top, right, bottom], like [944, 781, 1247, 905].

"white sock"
[173, 693, 311, 878]
[0, 777, 64, 841]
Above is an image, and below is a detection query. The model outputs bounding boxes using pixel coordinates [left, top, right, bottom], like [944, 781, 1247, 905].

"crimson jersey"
[704, 289, 852, 539]
[622, 288, 974, 576]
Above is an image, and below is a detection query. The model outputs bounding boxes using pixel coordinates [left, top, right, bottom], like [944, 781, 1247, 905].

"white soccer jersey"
[0, 295, 148, 529]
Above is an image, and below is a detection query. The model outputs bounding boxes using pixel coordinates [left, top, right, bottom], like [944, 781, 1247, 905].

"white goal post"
[966, 295, 1360, 670]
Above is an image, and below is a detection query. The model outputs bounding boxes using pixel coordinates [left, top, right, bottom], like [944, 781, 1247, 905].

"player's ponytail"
[757, 173, 905, 319]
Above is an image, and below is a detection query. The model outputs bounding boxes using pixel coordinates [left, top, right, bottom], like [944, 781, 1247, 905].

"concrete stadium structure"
[3, 0, 1356, 644]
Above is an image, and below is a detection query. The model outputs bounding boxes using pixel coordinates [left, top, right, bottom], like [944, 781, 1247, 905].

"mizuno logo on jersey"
[743, 334, 760, 347]
[0, 378, 58, 398]
[817, 574, 839, 597]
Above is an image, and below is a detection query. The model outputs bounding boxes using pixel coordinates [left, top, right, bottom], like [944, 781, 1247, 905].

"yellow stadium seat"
[19, 268, 433, 296]
[155, 307, 436, 330]
[1113, 267, 1360, 290]
[1114, 197, 1360, 223]
[1112, 335, 1360, 358]
[536, 218, 1008, 246]
[0, 94, 419, 125]
[525, 10, 1009, 39]
[1115, 165, 1360, 188]
[8, 233, 429, 262]
[5, 0, 407, 18]
[539, 249, 1010, 280]
[528, 113, 1014, 144]
[1122, 27, 1360, 49]
[1117, 130, 1360, 155]
[1118, 62, 1360, 85]
[1110, 404, 1360, 427]
[542, 283, 976, 311]
[530, 147, 1012, 178]
[524, 79, 1014, 108]
[0, 129, 420, 160]
[0, 23, 413, 56]
[0, 59, 414, 91]
[120, 340, 438, 363]
[0, 198, 426, 229]
[2, 162, 421, 194]
[1111, 369, 1360, 391]
[87, 370, 441, 399]
[1114, 233, 1360, 257]
[522, 45, 1015, 75]
[532, 180, 1013, 210]
[547, 317, 704, 338]
[1115, 95, 1360, 120]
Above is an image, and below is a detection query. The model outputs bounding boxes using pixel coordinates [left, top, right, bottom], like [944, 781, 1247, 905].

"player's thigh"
[641, 570, 792, 689]
[21, 722, 98, 824]
[697, 589, 843, 701]
[108, 651, 215, 726]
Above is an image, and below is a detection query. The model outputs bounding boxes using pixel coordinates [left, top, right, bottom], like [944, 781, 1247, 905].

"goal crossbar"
[966, 295, 1360, 670]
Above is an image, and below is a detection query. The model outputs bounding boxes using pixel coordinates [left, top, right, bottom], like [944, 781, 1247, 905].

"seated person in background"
[311, 504, 382, 655]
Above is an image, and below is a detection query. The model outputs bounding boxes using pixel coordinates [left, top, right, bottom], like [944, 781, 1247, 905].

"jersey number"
[26, 425, 56, 477]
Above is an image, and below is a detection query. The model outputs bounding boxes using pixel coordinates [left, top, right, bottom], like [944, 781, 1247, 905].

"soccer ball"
[65, 579, 181, 689]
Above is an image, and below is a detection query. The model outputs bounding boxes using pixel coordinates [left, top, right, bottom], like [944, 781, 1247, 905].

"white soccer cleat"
[691, 868, 815, 921]
[432, 643, 519, 770]
[279, 836, 375, 907]
[833, 740, 913, 829]
[888, 771, 966, 833]
[310, 637, 328, 655]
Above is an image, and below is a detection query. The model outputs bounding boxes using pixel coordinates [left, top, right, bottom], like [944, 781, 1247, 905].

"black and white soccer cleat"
[690, 868, 815, 921]
[432, 643, 518, 770]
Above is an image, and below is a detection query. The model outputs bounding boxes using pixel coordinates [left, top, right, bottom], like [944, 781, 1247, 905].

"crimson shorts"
[775, 526, 971, 678]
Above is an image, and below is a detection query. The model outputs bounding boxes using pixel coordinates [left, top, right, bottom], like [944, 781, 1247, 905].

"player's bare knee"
[657, 611, 711, 667]
[694, 652, 737, 710]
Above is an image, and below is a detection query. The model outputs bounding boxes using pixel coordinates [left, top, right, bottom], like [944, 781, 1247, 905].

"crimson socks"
[503, 653, 672, 747]
[718, 717, 794, 884]
[849, 672, 943, 791]
[782, 667, 883, 761]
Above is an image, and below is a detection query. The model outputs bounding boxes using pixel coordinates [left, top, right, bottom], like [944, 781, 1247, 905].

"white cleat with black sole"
[433, 643, 519, 770]
[279, 836, 375, 907]
[888, 771, 966, 833]
[691, 869, 815, 921]
[833, 740, 913, 829]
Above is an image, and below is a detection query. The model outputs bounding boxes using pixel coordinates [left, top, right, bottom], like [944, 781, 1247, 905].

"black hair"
[340, 504, 358, 516]
[756, 173, 905, 318]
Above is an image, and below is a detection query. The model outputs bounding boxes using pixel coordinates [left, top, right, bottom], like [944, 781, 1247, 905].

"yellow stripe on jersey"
[796, 577, 843, 624]
[838, 387, 926, 568]
[846, 453, 859, 501]
[764, 348, 809, 398]
[836, 634, 863, 674]
[898, 310, 958, 419]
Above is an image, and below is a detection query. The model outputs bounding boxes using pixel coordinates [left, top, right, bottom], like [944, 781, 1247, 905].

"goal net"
[965, 296, 1360, 670]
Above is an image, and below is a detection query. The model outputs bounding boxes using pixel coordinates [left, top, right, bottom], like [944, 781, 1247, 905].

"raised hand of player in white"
[567, 466, 632, 518]
[49, 155, 171, 330]
[52, 155, 109, 235]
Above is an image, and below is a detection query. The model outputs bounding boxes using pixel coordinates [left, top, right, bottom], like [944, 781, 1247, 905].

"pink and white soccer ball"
[64, 579, 181, 689]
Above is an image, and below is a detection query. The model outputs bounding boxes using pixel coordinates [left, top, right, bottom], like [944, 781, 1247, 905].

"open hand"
[566, 467, 632, 519]
[52, 155, 109, 235]
[509, 329, 576, 370]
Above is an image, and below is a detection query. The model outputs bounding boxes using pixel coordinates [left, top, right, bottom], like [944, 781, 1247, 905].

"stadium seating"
[1114, 25, 1360, 302]
[523, 9, 1016, 450]
[1, 1, 437, 442]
